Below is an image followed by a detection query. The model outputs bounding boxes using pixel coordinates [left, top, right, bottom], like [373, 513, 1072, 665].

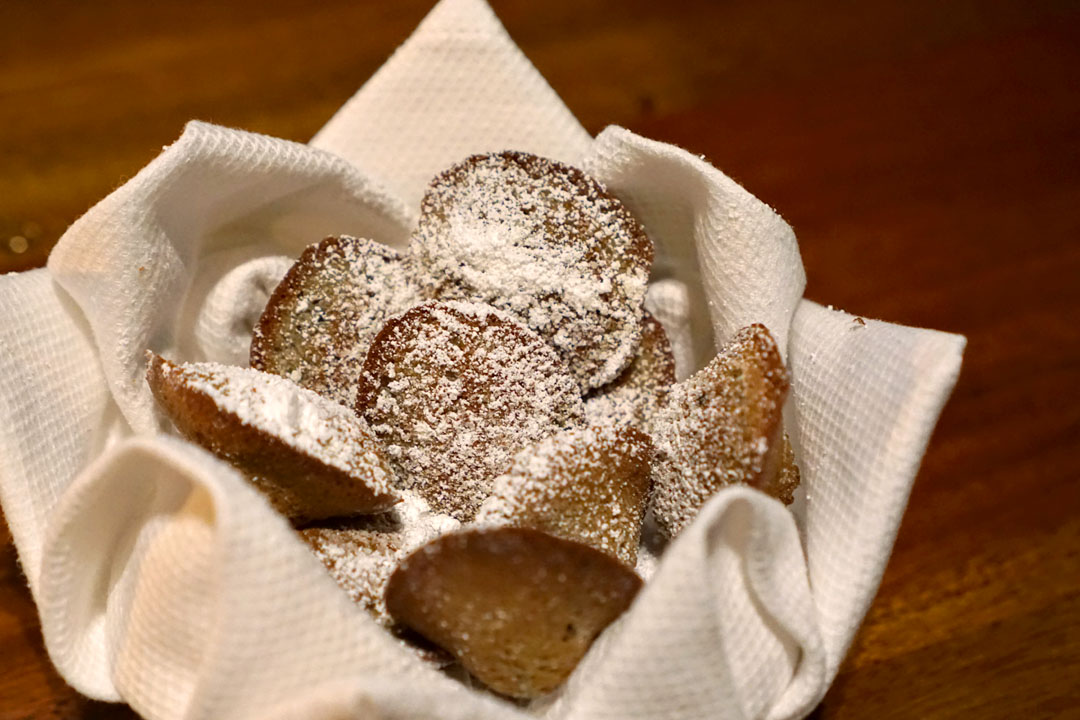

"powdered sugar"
[357, 301, 584, 522]
[251, 235, 420, 408]
[584, 311, 676, 433]
[651, 325, 794, 537]
[163, 358, 395, 495]
[411, 152, 653, 390]
[476, 425, 652, 567]
[301, 489, 459, 627]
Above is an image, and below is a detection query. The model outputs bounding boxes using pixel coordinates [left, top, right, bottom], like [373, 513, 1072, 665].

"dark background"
[1, 1, 1078, 717]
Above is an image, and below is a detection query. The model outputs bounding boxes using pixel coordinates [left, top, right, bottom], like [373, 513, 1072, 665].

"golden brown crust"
[146, 352, 400, 522]
[355, 301, 584, 522]
[477, 425, 653, 567]
[385, 526, 642, 699]
[651, 324, 797, 538]
[770, 433, 801, 506]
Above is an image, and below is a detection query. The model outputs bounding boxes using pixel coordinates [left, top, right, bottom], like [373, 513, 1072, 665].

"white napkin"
[0, 0, 965, 718]
[311, 0, 592, 209]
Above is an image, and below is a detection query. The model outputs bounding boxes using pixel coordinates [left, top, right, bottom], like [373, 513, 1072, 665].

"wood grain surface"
[2, 1, 1078, 718]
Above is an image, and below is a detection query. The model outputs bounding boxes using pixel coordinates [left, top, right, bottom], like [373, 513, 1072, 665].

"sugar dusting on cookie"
[477, 425, 653, 567]
[356, 301, 585, 522]
[156, 357, 397, 496]
[251, 236, 420, 408]
[411, 152, 653, 391]
[301, 491, 459, 627]
[650, 324, 796, 538]
[584, 311, 676, 433]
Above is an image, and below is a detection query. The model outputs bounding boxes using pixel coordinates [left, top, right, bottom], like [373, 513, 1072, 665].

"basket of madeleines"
[145, 150, 801, 700]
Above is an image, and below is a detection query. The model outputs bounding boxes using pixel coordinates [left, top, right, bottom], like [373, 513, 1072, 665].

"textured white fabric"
[0, 1, 965, 719]
[47, 120, 414, 434]
[584, 126, 806, 365]
[191, 252, 293, 367]
[0, 270, 123, 599]
[786, 301, 965, 679]
[39, 437, 455, 717]
[553, 488, 824, 720]
[262, 677, 519, 720]
[311, 0, 592, 209]
[644, 279, 695, 381]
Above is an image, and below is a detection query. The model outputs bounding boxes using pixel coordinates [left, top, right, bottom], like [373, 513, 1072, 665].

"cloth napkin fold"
[0, 0, 965, 718]
[40, 435, 489, 719]
[311, 0, 592, 208]
[46, 123, 415, 435]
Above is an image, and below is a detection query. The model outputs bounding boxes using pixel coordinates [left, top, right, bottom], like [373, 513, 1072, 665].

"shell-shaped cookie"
[300, 513, 404, 626]
[146, 352, 400, 521]
[476, 425, 653, 567]
[251, 235, 419, 408]
[411, 152, 653, 391]
[355, 301, 584, 522]
[651, 324, 796, 538]
[384, 526, 642, 699]
[584, 311, 676, 432]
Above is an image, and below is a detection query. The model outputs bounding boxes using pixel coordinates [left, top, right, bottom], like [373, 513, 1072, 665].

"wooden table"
[2, 1, 1077, 717]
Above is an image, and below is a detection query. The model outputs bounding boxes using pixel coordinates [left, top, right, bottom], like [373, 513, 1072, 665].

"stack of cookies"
[146, 151, 800, 699]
